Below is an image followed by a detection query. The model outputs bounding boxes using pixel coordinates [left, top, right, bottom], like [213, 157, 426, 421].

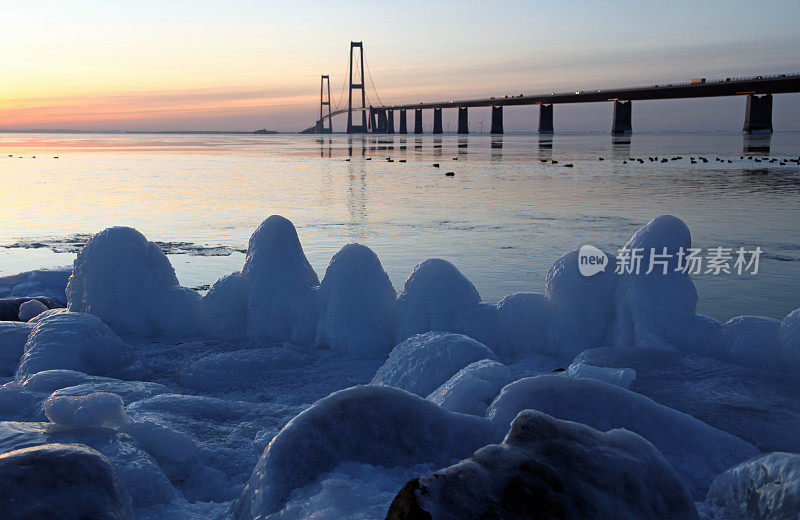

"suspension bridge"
[302, 41, 800, 136]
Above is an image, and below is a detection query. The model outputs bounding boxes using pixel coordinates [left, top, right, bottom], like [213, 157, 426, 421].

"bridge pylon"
[347, 42, 368, 133]
[317, 75, 332, 134]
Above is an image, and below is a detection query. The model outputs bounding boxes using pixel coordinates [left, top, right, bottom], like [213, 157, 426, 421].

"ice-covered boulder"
[493, 292, 551, 360]
[49, 377, 170, 406]
[395, 259, 494, 345]
[427, 359, 512, 416]
[201, 273, 248, 341]
[779, 308, 800, 372]
[15, 311, 135, 385]
[66, 226, 201, 337]
[705, 452, 800, 520]
[566, 361, 636, 388]
[722, 316, 782, 371]
[17, 298, 48, 321]
[0, 266, 70, 302]
[609, 215, 699, 350]
[545, 249, 618, 359]
[243, 215, 319, 344]
[372, 332, 499, 397]
[0, 322, 32, 376]
[315, 243, 397, 357]
[487, 375, 758, 498]
[386, 410, 699, 520]
[230, 385, 494, 519]
[44, 392, 129, 428]
[0, 443, 135, 520]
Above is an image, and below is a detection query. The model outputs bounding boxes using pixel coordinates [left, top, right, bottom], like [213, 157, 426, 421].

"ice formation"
[44, 392, 129, 428]
[0, 266, 71, 302]
[17, 298, 48, 321]
[565, 361, 636, 388]
[780, 308, 800, 372]
[231, 385, 495, 519]
[15, 311, 136, 385]
[66, 226, 201, 337]
[0, 321, 32, 375]
[426, 359, 512, 416]
[0, 443, 135, 520]
[315, 243, 397, 357]
[493, 292, 550, 360]
[386, 410, 699, 520]
[705, 452, 800, 520]
[487, 375, 758, 498]
[372, 332, 499, 397]
[721, 316, 783, 371]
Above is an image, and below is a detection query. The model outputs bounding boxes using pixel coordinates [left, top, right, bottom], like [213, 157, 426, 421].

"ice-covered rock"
[200, 273, 248, 341]
[44, 392, 129, 428]
[545, 249, 617, 359]
[0, 321, 32, 376]
[15, 311, 136, 385]
[779, 307, 800, 372]
[0, 443, 135, 520]
[395, 259, 494, 345]
[566, 361, 636, 388]
[0, 266, 71, 302]
[387, 410, 699, 520]
[0, 421, 174, 508]
[426, 359, 512, 416]
[50, 378, 170, 405]
[230, 385, 494, 519]
[609, 215, 699, 350]
[372, 332, 499, 397]
[17, 298, 48, 321]
[0, 296, 64, 321]
[315, 243, 397, 357]
[493, 292, 550, 360]
[705, 452, 800, 520]
[722, 316, 782, 371]
[487, 375, 759, 498]
[243, 215, 319, 344]
[66, 226, 201, 337]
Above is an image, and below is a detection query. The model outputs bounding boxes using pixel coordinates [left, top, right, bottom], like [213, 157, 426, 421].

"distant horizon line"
[0, 129, 798, 136]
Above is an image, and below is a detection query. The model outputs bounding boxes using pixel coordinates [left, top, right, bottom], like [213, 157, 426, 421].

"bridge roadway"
[306, 73, 800, 133]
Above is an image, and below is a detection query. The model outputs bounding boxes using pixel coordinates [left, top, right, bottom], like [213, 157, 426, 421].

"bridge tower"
[317, 75, 332, 134]
[347, 42, 368, 133]
[743, 94, 772, 134]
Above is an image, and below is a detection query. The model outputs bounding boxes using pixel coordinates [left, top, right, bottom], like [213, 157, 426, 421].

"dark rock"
[0, 297, 65, 321]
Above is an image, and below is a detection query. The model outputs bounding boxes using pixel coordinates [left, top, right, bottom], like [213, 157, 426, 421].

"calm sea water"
[1, 131, 799, 321]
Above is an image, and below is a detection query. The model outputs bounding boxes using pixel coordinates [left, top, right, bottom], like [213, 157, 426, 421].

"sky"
[1, 0, 799, 132]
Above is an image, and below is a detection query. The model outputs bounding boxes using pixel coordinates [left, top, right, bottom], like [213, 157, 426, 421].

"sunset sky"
[2, 0, 799, 132]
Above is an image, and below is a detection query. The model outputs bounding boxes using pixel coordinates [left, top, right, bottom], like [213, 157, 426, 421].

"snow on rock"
[722, 316, 782, 371]
[545, 249, 618, 360]
[242, 215, 319, 344]
[0, 321, 32, 376]
[17, 298, 48, 321]
[0, 443, 135, 520]
[179, 347, 312, 391]
[0, 421, 174, 508]
[609, 215, 699, 350]
[426, 359, 512, 416]
[15, 311, 136, 385]
[386, 410, 699, 520]
[230, 385, 495, 520]
[66, 226, 201, 337]
[44, 392, 129, 428]
[705, 452, 800, 520]
[493, 292, 551, 360]
[566, 361, 636, 388]
[372, 332, 499, 397]
[486, 375, 759, 498]
[315, 243, 397, 357]
[395, 259, 494, 346]
[0, 266, 71, 302]
[779, 307, 800, 372]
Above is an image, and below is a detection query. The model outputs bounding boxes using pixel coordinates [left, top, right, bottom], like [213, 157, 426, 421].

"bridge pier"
[491, 106, 503, 134]
[387, 109, 395, 134]
[414, 109, 423, 134]
[433, 108, 443, 134]
[377, 109, 388, 133]
[368, 107, 377, 133]
[458, 107, 468, 134]
[743, 94, 773, 134]
[538, 104, 554, 134]
[612, 100, 632, 135]
[399, 109, 408, 134]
